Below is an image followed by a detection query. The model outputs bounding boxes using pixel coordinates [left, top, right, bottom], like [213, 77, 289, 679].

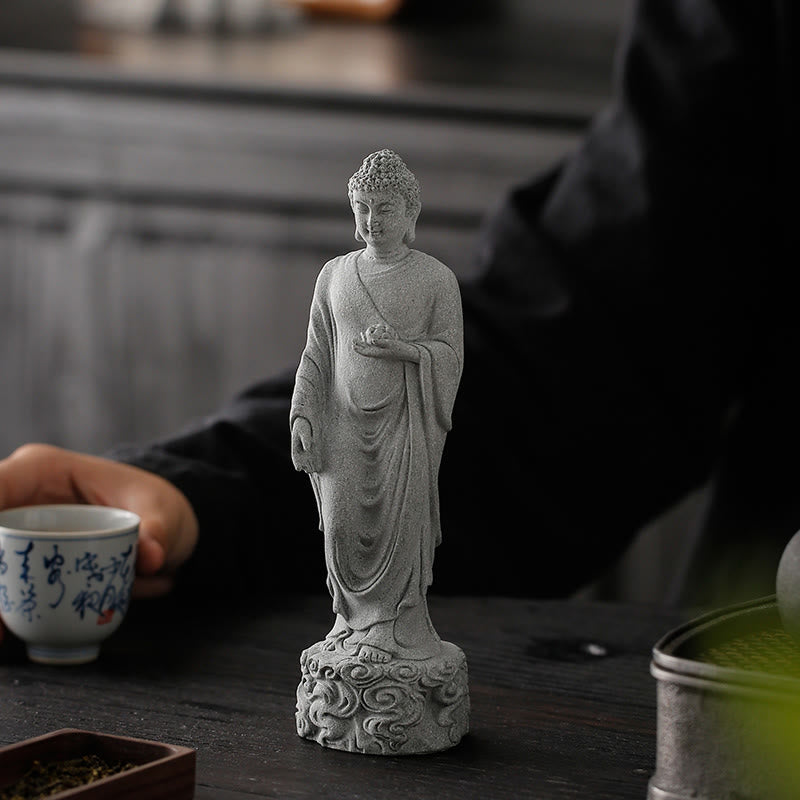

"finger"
[0, 444, 87, 510]
[124, 494, 196, 577]
[132, 573, 175, 598]
[136, 518, 168, 575]
[354, 343, 380, 356]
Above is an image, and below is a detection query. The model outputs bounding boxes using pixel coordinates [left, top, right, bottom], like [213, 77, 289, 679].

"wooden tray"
[0, 729, 195, 799]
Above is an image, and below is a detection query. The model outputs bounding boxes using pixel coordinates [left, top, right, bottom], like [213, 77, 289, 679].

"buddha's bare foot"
[357, 644, 392, 664]
[323, 635, 349, 652]
[323, 620, 351, 651]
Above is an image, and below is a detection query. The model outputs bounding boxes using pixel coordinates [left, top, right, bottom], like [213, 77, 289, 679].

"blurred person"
[0, 0, 794, 644]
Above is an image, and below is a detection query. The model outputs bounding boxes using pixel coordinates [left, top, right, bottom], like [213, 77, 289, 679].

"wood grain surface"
[0, 595, 686, 799]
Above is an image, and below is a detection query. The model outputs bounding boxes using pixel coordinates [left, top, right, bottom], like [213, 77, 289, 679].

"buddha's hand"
[353, 325, 420, 363]
[291, 417, 320, 474]
[362, 323, 398, 345]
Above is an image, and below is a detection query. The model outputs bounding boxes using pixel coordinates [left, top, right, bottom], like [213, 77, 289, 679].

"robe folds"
[291, 249, 463, 633]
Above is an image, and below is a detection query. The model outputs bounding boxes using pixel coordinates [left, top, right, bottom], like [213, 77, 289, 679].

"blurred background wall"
[1, 0, 705, 603]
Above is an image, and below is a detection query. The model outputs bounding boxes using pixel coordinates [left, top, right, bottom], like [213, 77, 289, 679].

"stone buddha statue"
[292, 150, 469, 755]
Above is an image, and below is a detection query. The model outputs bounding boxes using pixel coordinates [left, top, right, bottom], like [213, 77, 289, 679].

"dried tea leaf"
[0, 754, 135, 799]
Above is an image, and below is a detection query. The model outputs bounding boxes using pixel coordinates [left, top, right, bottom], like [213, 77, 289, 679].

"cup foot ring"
[26, 644, 101, 665]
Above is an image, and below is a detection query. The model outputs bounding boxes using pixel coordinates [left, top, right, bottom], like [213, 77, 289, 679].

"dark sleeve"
[116, 0, 783, 599]
[434, 0, 783, 597]
[110, 375, 329, 600]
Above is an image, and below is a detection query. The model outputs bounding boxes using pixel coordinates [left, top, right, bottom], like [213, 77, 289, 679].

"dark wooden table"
[0, 595, 686, 799]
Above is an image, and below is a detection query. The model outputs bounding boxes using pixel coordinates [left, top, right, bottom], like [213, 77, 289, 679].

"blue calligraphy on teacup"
[0, 538, 135, 625]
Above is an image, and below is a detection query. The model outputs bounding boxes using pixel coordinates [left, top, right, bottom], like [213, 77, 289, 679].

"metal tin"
[649, 596, 800, 800]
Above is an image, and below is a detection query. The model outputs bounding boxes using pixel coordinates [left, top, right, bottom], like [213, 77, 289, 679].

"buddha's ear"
[355, 226, 364, 242]
[404, 208, 420, 244]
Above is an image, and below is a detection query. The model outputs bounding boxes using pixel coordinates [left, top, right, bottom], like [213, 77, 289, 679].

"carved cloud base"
[296, 639, 469, 755]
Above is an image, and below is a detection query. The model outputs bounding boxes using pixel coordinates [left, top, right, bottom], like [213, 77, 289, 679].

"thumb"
[131, 513, 178, 598]
[136, 516, 169, 575]
[115, 483, 198, 594]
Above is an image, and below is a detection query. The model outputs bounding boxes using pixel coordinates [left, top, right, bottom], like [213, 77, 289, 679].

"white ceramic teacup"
[0, 505, 139, 665]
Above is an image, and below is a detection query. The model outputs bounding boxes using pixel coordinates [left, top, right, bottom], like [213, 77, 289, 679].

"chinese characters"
[0, 540, 135, 625]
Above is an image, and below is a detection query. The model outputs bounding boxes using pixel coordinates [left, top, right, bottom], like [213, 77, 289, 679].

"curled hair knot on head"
[347, 150, 422, 219]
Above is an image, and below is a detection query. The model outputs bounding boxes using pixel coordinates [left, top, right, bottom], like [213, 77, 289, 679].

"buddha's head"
[348, 150, 421, 249]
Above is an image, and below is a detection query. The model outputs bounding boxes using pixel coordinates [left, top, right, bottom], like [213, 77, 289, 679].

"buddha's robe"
[291, 249, 463, 637]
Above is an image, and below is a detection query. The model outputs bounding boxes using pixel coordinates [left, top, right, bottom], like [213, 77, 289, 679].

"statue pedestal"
[296, 639, 469, 755]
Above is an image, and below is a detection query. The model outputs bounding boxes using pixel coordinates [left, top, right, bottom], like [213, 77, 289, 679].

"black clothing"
[115, 0, 794, 607]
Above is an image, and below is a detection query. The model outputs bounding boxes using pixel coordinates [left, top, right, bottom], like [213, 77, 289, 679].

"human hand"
[0, 444, 199, 644]
[291, 418, 320, 474]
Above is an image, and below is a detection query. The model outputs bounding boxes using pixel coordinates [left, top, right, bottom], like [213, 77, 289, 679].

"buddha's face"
[351, 190, 411, 253]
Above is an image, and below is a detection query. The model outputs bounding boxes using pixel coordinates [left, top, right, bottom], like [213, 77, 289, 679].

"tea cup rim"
[0, 504, 140, 538]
